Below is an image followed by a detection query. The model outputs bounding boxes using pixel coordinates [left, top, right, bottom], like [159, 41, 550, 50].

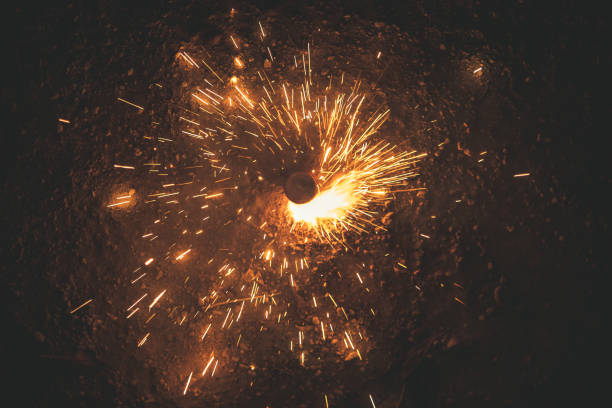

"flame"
[288, 179, 356, 226]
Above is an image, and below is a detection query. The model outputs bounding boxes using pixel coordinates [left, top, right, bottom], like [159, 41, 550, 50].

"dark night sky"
[2, 1, 607, 406]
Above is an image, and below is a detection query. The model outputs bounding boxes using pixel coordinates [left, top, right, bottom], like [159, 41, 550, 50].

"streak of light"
[176, 249, 191, 260]
[221, 307, 231, 328]
[148, 290, 167, 310]
[137, 332, 150, 347]
[201, 323, 212, 340]
[131, 273, 146, 284]
[127, 294, 147, 311]
[126, 308, 139, 319]
[117, 97, 144, 110]
[69, 299, 93, 314]
[183, 371, 193, 395]
[202, 354, 215, 376]
[180, 52, 200, 68]
[107, 200, 131, 207]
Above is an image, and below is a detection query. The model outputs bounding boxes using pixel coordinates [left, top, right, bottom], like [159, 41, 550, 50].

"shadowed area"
[285, 172, 319, 205]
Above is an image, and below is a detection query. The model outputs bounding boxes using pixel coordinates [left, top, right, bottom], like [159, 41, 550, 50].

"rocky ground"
[2, 1, 607, 407]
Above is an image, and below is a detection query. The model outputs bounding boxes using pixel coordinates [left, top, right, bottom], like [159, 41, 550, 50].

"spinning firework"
[109, 18, 426, 400]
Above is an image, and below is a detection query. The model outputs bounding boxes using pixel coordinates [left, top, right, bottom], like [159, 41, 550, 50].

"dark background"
[2, 0, 607, 406]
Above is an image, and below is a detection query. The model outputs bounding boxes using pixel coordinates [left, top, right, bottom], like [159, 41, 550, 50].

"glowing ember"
[288, 177, 355, 226]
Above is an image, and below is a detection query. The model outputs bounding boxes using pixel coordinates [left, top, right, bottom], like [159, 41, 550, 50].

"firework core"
[288, 175, 357, 227]
[284, 172, 319, 204]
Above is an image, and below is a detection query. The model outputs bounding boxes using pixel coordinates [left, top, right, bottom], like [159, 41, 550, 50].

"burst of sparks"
[108, 18, 429, 402]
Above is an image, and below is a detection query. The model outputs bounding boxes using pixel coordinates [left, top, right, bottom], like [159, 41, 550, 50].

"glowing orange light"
[288, 177, 356, 226]
[176, 249, 191, 260]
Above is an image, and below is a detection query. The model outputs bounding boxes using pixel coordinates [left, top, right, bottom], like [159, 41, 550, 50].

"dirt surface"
[2, 1, 607, 407]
